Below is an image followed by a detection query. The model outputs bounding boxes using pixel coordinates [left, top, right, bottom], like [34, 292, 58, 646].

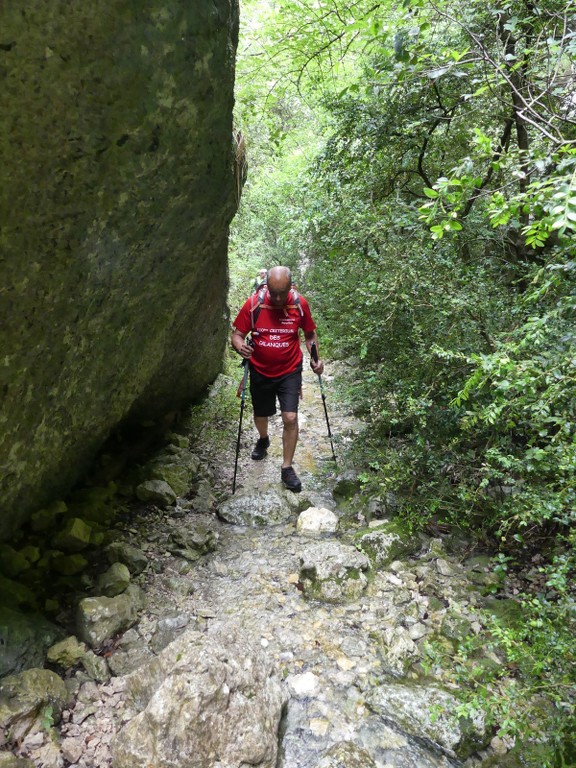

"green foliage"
[451, 253, 576, 542]
[430, 554, 576, 767]
[186, 354, 242, 464]
[40, 704, 55, 732]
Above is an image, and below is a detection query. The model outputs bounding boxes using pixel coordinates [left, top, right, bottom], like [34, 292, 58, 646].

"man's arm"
[304, 330, 324, 375]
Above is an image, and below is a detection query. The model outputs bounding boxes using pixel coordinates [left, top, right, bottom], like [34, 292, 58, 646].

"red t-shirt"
[233, 290, 316, 378]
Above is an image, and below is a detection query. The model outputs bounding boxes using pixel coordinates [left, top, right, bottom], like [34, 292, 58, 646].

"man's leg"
[281, 411, 299, 468]
[251, 415, 270, 460]
[280, 411, 301, 491]
[250, 370, 273, 460]
[254, 415, 269, 439]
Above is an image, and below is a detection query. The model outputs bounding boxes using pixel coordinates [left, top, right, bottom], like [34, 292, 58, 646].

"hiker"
[231, 266, 324, 492]
[253, 268, 267, 293]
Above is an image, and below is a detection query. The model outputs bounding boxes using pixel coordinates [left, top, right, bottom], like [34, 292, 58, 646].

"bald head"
[267, 266, 292, 306]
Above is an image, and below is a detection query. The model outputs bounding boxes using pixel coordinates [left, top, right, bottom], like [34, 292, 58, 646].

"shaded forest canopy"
[231, 0, 576, 763]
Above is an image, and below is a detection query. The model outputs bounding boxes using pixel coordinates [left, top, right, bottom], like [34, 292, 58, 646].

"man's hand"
[237, 340, 254, 358]
[309, 340, 324, 376]
[311, 357, 324, 376]
[231, 331, 253, 358]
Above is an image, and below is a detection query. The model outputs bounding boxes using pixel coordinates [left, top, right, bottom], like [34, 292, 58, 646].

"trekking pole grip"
[311, 342, 319, 365]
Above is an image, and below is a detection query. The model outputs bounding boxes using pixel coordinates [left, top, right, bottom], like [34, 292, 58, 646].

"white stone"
[286, 671, 320, 697]
[297, 507, 338, 533]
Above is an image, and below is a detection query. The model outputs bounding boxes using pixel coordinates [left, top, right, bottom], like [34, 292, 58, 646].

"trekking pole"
[311, 342, 337, 464]
[232, 359, 250, 494]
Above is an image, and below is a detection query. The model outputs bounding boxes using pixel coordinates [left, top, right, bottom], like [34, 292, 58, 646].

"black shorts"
[250, 365, 302, 417]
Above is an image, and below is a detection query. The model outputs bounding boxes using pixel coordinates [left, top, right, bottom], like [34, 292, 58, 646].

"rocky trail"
[3, 364, 519, 768]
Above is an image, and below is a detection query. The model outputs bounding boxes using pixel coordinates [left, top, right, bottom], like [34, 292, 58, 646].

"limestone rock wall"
[0, 0, 239, 539]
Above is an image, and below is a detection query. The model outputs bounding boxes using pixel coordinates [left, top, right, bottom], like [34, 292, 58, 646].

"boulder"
[51, 553, 89, 576]
[105, 542, 149, 575]
[51, 518, 93, 553]
[111, 625, 286, 768]
[299, 540, 370, 602]
[218, 488, 303, 526]
[0, 545, 30, 578]
[29, 501, 68, 533]
[135, 480, 177, 507]
[0, 668, 69, 748]
[76, 584, 142, 649]
[0, 0, 240, 540]
[81, 650, 110, 683]
[46, 636, 88, 670]
[0, 577, 37, 611]
[168, 524, 218, 560]
[367, 682, 487, 759]
[96, 562, 131, 597]
[355, 521, 420, 568]
[147, 445, 201, 497]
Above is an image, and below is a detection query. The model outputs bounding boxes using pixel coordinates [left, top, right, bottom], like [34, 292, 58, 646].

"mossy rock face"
[0, 668, 70, 735]
[0, 545, 31, 578]
[367, 682, 489, 760]
[51, 518, 94, 553]
[355, 521, 420, 568]
[0, 0, 239, 540]
[147, 445, 200, 497]
[483, 597, 524, 623]
[0, 753, 36, 768]
[332, 471, 362, 500]
[0, 607, 63, 677]
[440, 612, 473, 642]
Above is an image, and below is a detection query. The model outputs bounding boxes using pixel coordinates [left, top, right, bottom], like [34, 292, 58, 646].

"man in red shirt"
[231, 266, 324, 492]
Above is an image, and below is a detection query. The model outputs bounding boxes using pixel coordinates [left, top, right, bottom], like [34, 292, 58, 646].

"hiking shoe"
[281, 466, 302, 493]
[251, 436, 270, 460]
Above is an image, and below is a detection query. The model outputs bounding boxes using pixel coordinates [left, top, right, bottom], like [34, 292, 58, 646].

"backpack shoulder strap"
[250, 286, 267, 332]
[289, 288, 304, 317]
